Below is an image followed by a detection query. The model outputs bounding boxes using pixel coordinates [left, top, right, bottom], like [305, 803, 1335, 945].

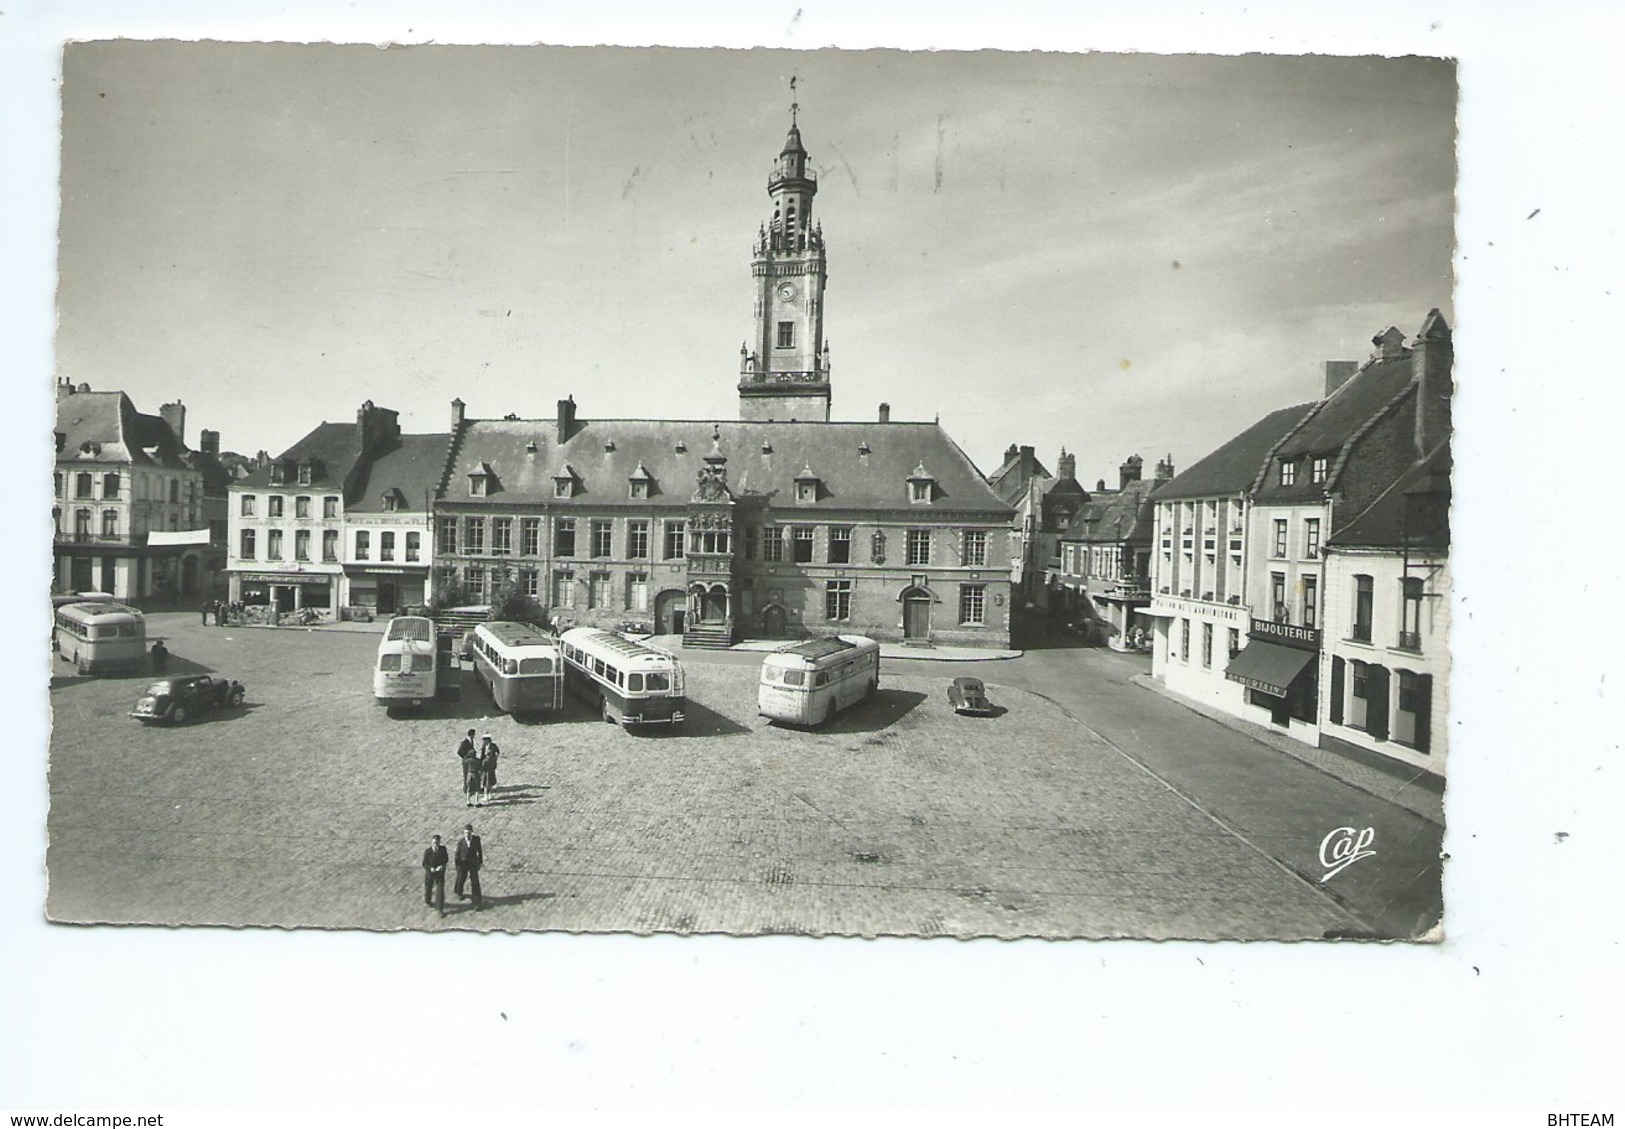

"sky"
[56, 43, 1456, 487]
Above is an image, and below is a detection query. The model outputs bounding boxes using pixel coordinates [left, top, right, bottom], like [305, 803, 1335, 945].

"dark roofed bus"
[758, 635, 880, 727]
[559, 627, 685, 728]
[470, 621, 565, 716]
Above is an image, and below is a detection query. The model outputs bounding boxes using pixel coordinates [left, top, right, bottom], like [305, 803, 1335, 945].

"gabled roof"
[442, 417, 1014, 516]
[236, 422, 362, 490]
[1060, 479, 1158, 545]
[987, 448, 1052, 507]
[347, 433, 452, 514]
[55, 389, 192, 471]
[1327, 443, 1452, 550]
[1152, 402, 1316, 502]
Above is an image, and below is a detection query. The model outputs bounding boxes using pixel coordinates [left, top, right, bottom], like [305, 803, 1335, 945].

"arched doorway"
[901, 587, 932, 641]
[654, 589, 686, 635]
[762, 604, 787, 638]
[702, 584, 728, 623]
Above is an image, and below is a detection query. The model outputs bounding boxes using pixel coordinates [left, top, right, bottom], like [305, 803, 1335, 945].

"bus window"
[410, 654, 434, 673]
[644, 672, 669, 692]
[593, 658, 605, 678]
[505, 658, 518, 676]
[606, 665, 621, 686]
[783, 669, 805, 687]
[628, 672, 644, 692]
[815, 671, 830, 687]
[378, 654, 401, 672]
[518, 657, 553, 675]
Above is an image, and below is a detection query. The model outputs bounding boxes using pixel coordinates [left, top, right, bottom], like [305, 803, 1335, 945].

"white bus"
[470, 621, 565, 716]
[373, 615, 439, 709]
[559, 627, 685, 728]
[54, 601, 147, 675]
[758, 635, 881, 726]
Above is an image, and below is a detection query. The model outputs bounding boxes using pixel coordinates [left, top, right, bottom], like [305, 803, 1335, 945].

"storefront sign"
[1249, 618, 1321, 650]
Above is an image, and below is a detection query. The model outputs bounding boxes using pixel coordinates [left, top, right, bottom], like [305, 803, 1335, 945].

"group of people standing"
[456, 728, 501, 806]
[200, 599, 242, 626]
[415, 730, 504, 919]
[420, 823, 484, 916]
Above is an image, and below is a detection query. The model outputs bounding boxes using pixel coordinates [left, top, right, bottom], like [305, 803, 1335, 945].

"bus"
[54, 601, 147, 675]
[559, 627, 685, 728]
[373, 615, 439, 709]
[470, 621, 565, 716]
[757, 635, 881, 726]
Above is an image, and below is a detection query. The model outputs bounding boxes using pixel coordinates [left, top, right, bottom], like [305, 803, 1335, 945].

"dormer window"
[467, 461, 498, 498]
[1279, 459, 1297, 487]
[1311, 456, 1328, 485]
[297, 461, 313, 487]
[628, 462, 654, 500]
[270, 463, 285, 485]
[906, 461, 936, 504]
[674, 440, 687, 454]
[795, 462, 821, 504]
[553, 464, 578, 500]
[381, 488, 404, 512]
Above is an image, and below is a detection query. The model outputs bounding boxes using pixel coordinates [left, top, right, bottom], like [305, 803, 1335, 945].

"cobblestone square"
[46, 614, 1364, 939]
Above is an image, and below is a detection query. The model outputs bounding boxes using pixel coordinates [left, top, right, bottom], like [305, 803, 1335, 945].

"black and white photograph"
[7, 0, 1621, 1117]
[46, 40, 1454, 941]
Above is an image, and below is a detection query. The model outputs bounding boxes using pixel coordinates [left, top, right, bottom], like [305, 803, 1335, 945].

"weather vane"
[790, 73, 799, 125]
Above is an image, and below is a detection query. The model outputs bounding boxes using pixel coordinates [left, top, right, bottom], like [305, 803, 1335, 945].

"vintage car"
[130, 674, 246, 724]
[946, 676, 996, 716]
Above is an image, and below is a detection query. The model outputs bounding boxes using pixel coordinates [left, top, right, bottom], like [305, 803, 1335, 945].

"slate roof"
[1326, 443, 1451, 550]
[235, 422, 364, 491]
[347, 433, 454, 514]
[1060, 479, 1158, 545]
[1150, 403, 1315, 502]
[987, 450, 1052, 507]
[55, 390, 192, 470]
[442, 417, 1014, 517]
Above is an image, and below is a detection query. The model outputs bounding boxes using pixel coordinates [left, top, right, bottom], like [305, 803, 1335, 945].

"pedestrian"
[478, 733, 500, 806]
[216, 599, 227, 627]
[456, 728, 479, 806]
[149, 639, 169, 673]
[421, 833, 448, 916]
[454, 823, 484, 909]
[200, 601, 211, 626]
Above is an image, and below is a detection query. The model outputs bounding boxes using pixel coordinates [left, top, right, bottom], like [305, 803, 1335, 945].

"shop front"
[232, 569, 339, 614]
[1225, 618, 1320, 731]
[344, 565, 429, 617]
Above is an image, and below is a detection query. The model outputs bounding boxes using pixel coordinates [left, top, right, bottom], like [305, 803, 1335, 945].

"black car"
[130, 675, 246, 724]
[947, 676, 996, 716]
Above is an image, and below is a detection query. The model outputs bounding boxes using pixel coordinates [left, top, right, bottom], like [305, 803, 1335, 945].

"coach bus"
[470, 620, 566, 716]
[559, 627, 685, 728]
[373, 615, 439, 709]
[53, 601, 147, 675]
[757, 635, 881, 727]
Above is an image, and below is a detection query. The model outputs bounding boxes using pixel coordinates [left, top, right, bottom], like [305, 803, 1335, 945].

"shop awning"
[1224, 640, 1315, 697]
[1140, 606, 1177, 617]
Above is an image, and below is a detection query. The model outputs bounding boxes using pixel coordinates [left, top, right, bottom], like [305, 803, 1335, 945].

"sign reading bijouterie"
[1249, 618, 1321, 649]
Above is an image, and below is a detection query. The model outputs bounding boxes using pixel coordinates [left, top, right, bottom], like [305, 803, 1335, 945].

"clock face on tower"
[776, 281, 797, 303]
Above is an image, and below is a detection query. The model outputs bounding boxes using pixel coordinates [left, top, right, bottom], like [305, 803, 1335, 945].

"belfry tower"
[737, 96, 831, 422]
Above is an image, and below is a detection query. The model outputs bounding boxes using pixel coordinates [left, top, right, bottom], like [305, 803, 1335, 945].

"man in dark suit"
[454, 823, 484, 908]
[421, 834, 448, 915]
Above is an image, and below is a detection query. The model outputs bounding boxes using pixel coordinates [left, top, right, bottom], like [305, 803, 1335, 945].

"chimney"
[1154, 453, 1175, 483]
[1322, 360, 1358, 396]
[1373, 326, 1407, 361]
[1004, 442, 1019, 464]
[159, 401, 186, 446]
[1056, 448, 1077, 481]
[57, 377, 79, 399]
[450, 398, 466, 432]
[355, 400, 400, 456]
[879, 402, 891, 423]
[1096, 478, 1106, 493]
[1119, 454, 1143, 490]
[199, 429, 220, 458]
[1411, 308, 1453, 455]
[557, 396, 577, 445]
[1019, 445, 1036, 479]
